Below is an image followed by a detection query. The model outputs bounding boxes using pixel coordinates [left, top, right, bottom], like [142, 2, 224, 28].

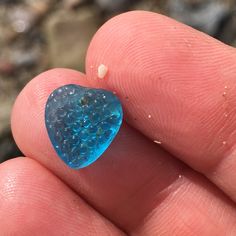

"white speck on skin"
[148, 115, 152, 118]
[90, 65, 94, 69]
[178, 174, 182, 178]
[224, 86, 228, 89]
[98, 64, 108, 79]
[154, 140, 162, 144]
[223, 141, 227, 145]
[224, 113, 228, 117]
[223, 92, 227, 97]
[113, 91, 117, 95]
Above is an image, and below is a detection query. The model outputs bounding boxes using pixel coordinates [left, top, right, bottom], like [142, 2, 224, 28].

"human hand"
[2, 11, 236, 235]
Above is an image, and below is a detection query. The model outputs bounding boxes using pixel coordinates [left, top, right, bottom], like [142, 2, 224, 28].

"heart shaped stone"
[45, 84, 123, 169]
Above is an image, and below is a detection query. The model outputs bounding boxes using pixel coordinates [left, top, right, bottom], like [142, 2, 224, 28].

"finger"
[86, 11, 236, 201]
[133, 173, 236, 235]
[0, 158, 124, 235]
[11, 69, 236, 235]
[11, 68, 185, 231]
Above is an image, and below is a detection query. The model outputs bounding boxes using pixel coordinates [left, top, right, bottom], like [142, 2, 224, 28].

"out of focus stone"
[95, 0, 132, 12]
[0, 0, 19, 4]
[215, 11, 236, 45]
[132, 0, 164, 13]
[1, 0, 54, 42]
[10, 46, 41, 68]
[0, 31, 45, 75]
[63, 0, 88, 9]
[167, 0, 230, 36]
[0, 76, 21, 162]
[0, 77, 17, 134]
[26, 0, 54, 14]
[44, 7, 99, 71]
[7, 5, 36, 33]
[0, 131, 21, 163]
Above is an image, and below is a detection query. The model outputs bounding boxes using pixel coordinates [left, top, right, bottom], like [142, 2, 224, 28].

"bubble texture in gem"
[45, 84, 123, 169]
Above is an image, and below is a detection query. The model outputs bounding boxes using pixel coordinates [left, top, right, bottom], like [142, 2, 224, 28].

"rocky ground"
[1, 0, 236, 163]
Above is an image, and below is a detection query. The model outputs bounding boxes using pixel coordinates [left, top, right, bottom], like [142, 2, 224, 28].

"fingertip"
[85, 10, 233, 127]
[85, 10, 236, 171]
[0, 157, 123, 236]
[85, 10, 227, 83]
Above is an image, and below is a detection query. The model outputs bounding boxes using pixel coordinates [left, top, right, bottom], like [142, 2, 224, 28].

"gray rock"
[0, 76, 18, 162]
[95, 0, 131, 12]
[63, 0, 87, 9]
[0, 130, 21, 163]
[9, 47, 41, 68]
[132, 0, 163, 13]
[215, 9, 236, 45]
[44, 7, 99, 71]
[0, 0, 19, 4]
[0, 75, 18, 130]
[7, 5, 36, 33]
[167, 0, 230, 36]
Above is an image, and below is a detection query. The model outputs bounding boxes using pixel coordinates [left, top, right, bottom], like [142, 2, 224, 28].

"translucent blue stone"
[45, 84, 123, 169]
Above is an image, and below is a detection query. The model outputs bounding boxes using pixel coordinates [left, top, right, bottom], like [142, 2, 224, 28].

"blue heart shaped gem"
[45, 84, 123, 169]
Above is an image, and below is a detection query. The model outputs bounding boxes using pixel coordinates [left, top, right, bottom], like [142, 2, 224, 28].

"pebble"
[97, 64, 108, 79]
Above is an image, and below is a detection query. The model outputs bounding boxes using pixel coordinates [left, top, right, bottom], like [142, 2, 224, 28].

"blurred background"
[1, 0, 236, 163]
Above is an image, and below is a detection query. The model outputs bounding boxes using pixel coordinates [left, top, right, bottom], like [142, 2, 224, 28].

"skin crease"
[0, 10, 236, 235]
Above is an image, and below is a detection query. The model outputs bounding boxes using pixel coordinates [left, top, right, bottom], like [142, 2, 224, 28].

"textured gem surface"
[45, 84, 123, 169]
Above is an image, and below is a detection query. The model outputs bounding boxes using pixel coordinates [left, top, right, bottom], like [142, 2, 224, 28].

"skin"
[1, 11, 236, 235]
